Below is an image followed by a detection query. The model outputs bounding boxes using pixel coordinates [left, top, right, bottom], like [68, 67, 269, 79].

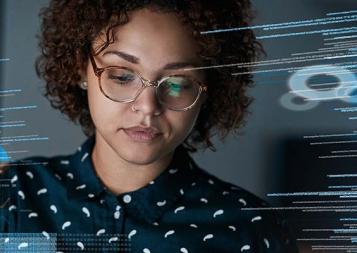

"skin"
[83, 7, 206, 195]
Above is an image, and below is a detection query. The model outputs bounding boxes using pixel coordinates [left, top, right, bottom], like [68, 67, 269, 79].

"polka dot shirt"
[0, 136, 298, 252]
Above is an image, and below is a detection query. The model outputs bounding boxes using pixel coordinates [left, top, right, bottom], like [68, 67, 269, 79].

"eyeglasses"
[89, 53, 207, 111]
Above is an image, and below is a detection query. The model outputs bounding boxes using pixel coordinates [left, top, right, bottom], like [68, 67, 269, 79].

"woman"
[0, 0, 298, 252]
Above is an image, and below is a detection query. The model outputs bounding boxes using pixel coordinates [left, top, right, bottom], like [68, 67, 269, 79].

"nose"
[132, 85, 163, 116]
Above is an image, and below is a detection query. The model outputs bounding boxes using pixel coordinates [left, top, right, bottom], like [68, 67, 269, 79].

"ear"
[78, 68, 87, 81]
[77, 70, 88, 91]
[77, 65, 88, 91]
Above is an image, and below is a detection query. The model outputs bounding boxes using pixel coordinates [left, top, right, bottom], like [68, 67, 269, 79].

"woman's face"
[85, 7, 205, 165]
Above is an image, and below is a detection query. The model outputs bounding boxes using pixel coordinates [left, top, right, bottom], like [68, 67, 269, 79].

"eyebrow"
[102, 50, 200, 70]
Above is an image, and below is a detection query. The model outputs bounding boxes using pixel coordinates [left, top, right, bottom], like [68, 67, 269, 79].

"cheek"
[167, 109, 200, 138]
[86, 79, 126, 132]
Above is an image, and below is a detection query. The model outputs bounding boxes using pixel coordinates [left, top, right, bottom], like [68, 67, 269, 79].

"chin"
[118, 146, 161, 165]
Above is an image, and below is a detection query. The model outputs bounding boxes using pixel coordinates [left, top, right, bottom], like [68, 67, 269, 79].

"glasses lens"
[158, 76, 200, 110]
[101, 68, 141, 101]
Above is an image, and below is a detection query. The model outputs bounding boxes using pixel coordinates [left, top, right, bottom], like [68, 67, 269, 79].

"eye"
[167, 77, 191, 89]
[160, 77, 193, 97]
[168, 83, 182, 97]
[103, 68, 138, 86]
[109, 73, 135, 83]
[169, 81, 182, 89]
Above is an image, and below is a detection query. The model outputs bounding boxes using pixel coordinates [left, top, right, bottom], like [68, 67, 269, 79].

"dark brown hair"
[36, 0, 263, 152]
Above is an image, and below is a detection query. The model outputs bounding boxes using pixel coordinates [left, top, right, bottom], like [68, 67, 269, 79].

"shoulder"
[191, 167, 274, 227]
[0, 154, 74, 208]
[192, 166, 267, 207]
[189, 166, 299, 252]
[0, 154, 72, 184]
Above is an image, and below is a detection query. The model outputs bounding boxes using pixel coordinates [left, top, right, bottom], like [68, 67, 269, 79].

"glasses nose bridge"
[140, 76, 159, 89]
[134, 76, 160, 103]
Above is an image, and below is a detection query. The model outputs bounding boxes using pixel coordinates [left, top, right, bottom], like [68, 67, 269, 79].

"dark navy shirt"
[0, 136, 298, 252]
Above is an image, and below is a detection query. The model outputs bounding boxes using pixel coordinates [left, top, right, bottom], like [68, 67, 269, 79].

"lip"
[123, 126, 162, 142]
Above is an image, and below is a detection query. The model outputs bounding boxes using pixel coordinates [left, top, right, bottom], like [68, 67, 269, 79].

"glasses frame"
[89, 53, 207, 111]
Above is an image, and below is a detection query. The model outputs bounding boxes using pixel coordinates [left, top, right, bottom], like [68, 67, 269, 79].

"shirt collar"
[65, 135, 199, 224]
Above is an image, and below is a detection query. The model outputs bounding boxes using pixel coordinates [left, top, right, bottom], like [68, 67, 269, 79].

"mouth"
[123, 126, 162, 142]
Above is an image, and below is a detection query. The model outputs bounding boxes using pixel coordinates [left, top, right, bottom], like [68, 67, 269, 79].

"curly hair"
[36, 0, 263, 153]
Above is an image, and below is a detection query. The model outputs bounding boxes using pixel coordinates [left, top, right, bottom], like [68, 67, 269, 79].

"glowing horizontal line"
[319, 154, 357, 159]
[0, 162, 48, 167]
[305, 95, 353, 101]
[297, 238, 353, 241]
[294, 200, 357, 204]
[0, 105, 37, 111]
[329, 185, 357, 189]
[311, 140, 357, 145]
[328, 174, 357, 178]
[325, 54, 357, 59]
[327, 10, 357, 16]
[0, 137, 49, 143]
[267, 191, 357, 197]
[242, 205, 357, 211]
[331, 149, 357, 154]
[0, 89, 21, 93]
[0, 124, 26, 128]
[325, 39, 357, 46]
[293, 86, 357, 93]
[0, 134, 38, 139]
[325, 34, 357, 41]
[201, 16, 357, 34]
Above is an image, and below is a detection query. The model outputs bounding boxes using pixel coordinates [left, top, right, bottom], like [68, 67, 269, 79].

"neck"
[91, 133, 174, 195]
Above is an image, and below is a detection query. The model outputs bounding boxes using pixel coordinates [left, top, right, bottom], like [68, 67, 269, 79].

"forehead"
[93, 8, 201, 67]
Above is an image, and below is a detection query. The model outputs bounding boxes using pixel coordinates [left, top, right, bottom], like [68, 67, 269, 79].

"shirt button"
[123, 194, 132, 203]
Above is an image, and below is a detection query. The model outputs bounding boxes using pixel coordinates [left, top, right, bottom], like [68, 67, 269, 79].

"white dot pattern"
[123, 194, 132, 203]
[0, 136, 297, 252]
